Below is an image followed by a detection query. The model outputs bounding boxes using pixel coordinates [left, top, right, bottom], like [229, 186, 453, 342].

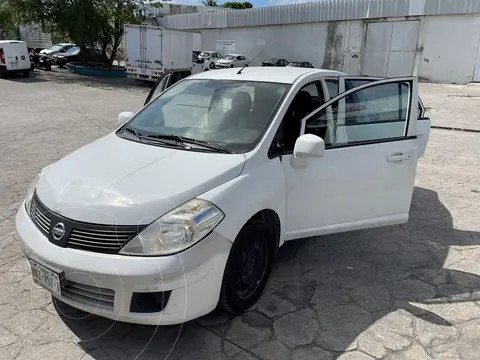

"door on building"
[362, 20, 420, 77]
[473, 40, 480, 82]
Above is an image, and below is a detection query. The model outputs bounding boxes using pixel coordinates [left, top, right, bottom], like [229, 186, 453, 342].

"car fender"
[199, 157, 287, 247]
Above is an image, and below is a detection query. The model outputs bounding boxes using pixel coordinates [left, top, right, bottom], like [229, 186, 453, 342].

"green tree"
[202, 0, 218, 6]
[222, 1, 253, 9]
[0, 0, 17, 38]
[8, 0, 166, 66]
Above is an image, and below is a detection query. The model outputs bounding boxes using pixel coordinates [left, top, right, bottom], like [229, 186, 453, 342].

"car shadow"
[0, 71, 50, 83]
[55, 186, 480, 359]
[37, 67, 154, 92]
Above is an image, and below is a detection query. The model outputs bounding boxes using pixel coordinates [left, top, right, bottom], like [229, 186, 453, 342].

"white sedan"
[16, 67, 430, 325]
[215, 54, 248, 68]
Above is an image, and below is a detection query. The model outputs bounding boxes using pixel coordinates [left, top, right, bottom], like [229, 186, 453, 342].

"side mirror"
[118, 111, 134, 125]
[293, 134, 325, 158]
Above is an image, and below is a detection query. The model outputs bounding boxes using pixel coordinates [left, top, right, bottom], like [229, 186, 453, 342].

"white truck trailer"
[19, 25, 53, 52]
[124, 24, 204, 82]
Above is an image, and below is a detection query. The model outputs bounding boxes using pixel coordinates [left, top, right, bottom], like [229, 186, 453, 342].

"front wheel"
[230, 64, 234, 68]
[209, 62, 215, 69]
[219, 219, 275, 314]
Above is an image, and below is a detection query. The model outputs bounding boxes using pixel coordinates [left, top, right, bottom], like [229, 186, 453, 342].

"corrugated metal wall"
[158, 0, 480, 30]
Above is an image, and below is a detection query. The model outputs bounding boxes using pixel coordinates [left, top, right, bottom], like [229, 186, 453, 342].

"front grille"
[30, 198, 51, 236]
[62, 281, 115, 311]
[29, 193, 145, 254]
[68, 228, 137, 253]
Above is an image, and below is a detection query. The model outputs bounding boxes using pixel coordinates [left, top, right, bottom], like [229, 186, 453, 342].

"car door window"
[145, 74, 172, 105]
[325, 79, 339, 98]
[303, 80, 411, 147]
[274, 81, 325, 154]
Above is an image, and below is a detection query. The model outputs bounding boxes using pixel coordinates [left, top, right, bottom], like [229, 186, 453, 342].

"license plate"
[29, 259, 61, 297]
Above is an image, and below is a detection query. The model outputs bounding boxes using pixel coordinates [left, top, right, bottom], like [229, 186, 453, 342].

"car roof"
[0, 40, 26, 44]
[189, 67, 345, 84]
[225, 53, 243, 56]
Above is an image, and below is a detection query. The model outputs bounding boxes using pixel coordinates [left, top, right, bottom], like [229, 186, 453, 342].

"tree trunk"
[108, 0, 124, 67]
[108, 33, 122, 67]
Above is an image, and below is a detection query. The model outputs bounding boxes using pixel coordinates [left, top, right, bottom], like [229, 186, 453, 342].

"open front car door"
[282, 76, 430, 240]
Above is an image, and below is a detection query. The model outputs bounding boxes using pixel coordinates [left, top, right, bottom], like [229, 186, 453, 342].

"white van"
[0, 40, 31, 77]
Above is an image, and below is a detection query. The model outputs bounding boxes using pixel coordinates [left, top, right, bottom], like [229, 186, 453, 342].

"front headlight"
[25, 164, 54, 216]
[120, 199, 224, 256]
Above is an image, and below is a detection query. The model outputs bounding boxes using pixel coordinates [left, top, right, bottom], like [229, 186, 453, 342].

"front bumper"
[15, 204, 231, 325]
[215, 63, 232, 68]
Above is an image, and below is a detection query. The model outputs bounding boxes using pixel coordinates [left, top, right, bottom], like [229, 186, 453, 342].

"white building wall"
[199, 21, 365, 71]
[195, 13, 480, 84]
[418, 14, 480, 84]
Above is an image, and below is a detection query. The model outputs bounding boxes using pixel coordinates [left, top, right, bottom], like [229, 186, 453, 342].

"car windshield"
[122, 79, 289, 153]
[66, 47, 80, 54]
[48, 45, 63, 51]
[223, 55, 235, 60]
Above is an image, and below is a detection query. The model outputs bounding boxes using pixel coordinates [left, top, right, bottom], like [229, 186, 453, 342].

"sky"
[169, 0, 312, 8]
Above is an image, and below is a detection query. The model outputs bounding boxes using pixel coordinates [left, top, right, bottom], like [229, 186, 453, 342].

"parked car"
[287, 61, 315, 68]
[198, 51, 223, 69]
[39, 43, 76, 59]
[0, 40, 31, 77]
[54, 47, 108, 68]
[215, 53, 248, 68]
[16, 67, 430, 326]
[261, 58, 289, 67]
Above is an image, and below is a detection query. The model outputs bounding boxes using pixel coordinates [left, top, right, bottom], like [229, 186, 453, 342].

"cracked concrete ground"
[1, 69, 480, 359]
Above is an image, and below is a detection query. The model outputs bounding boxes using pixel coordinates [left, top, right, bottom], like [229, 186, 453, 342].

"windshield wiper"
[124, 128, 186, 148]
[143, 134, 234, 154]
[124, 127, 143, 142]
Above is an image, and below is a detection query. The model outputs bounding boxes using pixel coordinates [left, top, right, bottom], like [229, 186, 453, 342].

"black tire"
[45, 65, 51, 71]
[230, 64, 234, 68]
[209, 62, 215, 69]
[219, 219, 276, 314]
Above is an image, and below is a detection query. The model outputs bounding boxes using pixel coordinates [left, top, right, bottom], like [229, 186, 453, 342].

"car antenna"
[237, 49, 265, 75]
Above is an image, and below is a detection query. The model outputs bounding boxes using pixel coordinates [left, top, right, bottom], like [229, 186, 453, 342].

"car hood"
[36, 133, 246, 225]
[40, 49, 56, 54]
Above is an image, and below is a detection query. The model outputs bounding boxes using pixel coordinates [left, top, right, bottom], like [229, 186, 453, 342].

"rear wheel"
[219, 219, 276, 314]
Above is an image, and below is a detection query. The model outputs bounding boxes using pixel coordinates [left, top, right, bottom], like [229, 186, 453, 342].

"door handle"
[387, 153, 412, 162]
